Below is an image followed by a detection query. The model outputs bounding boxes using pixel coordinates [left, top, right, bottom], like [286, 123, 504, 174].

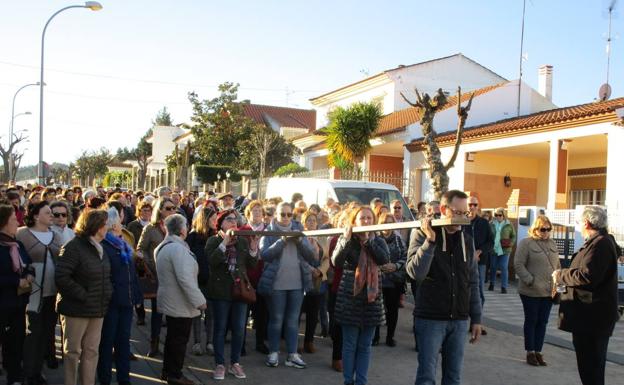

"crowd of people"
[0, 183, 619, 385]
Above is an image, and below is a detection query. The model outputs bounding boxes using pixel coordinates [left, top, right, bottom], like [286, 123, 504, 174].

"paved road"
[39, 293, 623, 385]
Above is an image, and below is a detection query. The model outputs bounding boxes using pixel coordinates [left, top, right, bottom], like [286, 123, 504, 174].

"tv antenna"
[600, 0, 618, 100]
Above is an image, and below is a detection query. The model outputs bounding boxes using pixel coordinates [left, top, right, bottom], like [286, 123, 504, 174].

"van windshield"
[333, 187, 413, 220]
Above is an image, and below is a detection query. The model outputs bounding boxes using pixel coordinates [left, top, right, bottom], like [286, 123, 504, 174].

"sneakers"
[191, 343, 202, 356]
[205, 343, 214, 356]
[213, 364, 226, 380]
[265, 352, 279, 367]
[285, 353, 306, 369]
[228, 363, 247, 379]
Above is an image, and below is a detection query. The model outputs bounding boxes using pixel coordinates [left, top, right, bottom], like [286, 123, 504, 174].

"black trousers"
[328, 291, 342, 360]
[23, 296, 57, 380]
[250, 294, 269, 345]
[0, 305, 26, 384]
[163, 316, 192, 379]
[572, 333, 610, 385]
[301, 293, 320, 343]
[382, 286, 401, 339]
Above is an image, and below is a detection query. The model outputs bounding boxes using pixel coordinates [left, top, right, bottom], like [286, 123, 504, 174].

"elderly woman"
[205, 209, 258, 380]
[332, 206, 390, 385]
[186, 206, 218, 356]
[259, 202, 317, 369]
[0, 204, 34, 385]
[489, 207, 516, 293]
[97, 207, 142, 385]
[514, 215, 560, 367]
[137, 197, 176, 356]
[554, 206, 619, 385]
[56, 209, 112, 385]
[156, 214, 206, 385]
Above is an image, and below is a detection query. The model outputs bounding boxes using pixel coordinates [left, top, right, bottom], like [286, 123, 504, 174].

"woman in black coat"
[331, 206, 389, 385]
[0, 204, 34, 385]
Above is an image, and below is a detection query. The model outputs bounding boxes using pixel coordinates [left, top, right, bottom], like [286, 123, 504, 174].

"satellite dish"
[599, 83, 612, 101]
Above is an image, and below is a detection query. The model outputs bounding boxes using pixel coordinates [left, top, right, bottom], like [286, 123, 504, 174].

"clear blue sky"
[0, 0, 621, 167]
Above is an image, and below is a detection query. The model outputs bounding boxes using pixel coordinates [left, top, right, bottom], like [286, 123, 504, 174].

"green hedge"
[194, 165, 241, 183]
[274, 163, 308, 176]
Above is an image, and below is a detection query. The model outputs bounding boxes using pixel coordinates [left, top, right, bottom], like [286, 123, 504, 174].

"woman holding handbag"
[489, 207, 516, 293]
[513, 215, 560, 367]
[205, 209, 258, 380]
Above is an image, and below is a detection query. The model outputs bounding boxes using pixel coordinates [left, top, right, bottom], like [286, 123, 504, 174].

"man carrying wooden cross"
[406, 190, 482, 385]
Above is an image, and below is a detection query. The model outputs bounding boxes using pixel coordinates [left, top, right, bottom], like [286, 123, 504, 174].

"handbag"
[231, 272, 256, 304]
[500, 238, 512, 248]
[135, 257, 158, 299]
[534, 240, 560, 304]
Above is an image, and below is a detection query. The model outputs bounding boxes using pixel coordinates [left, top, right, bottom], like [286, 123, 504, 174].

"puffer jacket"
[257, 220, 317, 296]
[331, 235, 390, 328]
[514, 237, 560, 298]
[381, 232, 407, 288]
[102, 237, 142, 307]
[55, 235, 112, 318]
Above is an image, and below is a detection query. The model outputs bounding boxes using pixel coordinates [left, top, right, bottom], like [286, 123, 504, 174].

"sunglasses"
[279, 212, 293, 218]
[469, 203, 479, 207]
[163, 206, 176, 211]
[393, 206, 402, 210]
[53, 212, 67, 218]
[539, 227, 552, 233]
[494, 214, 503, 217]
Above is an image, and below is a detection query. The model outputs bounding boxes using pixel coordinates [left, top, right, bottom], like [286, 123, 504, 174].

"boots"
[526, 352, 539, 366]
[148, 337, 160, 357]
[304, 341, 316, 353]
[535, 352, 547, 366]
[332, 359, 343, 372]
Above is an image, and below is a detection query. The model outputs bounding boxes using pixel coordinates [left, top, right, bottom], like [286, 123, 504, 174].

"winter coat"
[205, 235, 257, 301]
[0, 239, 32, 309]
[514, 237, 560, 298]
[406, 227, 481, 324]
[155, 235, 205, 318]
[102, 236, 142, 307]
[55, 235, 112, 318]
[137, 222, 165, 276]
[126, 219, 145, 248]
[557, 231, 619, 336]
[468, 215, 494, 266]
[331, 235, 390, 328]
[257, 220, 317, 295]
[491, 221, 516, 256]
[185, 230, 210, 288]
[238, 223, 266, 288]
[381, 232, 407, 288]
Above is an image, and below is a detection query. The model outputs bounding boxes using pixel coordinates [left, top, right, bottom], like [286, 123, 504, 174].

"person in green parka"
[489, 207, 516, 293]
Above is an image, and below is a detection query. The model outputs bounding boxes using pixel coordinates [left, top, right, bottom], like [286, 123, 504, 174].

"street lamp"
[38, 2, 103, 185]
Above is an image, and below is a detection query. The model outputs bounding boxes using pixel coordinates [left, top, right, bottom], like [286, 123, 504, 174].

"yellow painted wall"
[464, 153, 541, 178]
[567, 153, 607, 169]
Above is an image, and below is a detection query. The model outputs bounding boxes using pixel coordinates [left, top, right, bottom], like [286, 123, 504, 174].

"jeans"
[342, 325, 376, 385]
[267, 289, 304, 354]
[572, 333, 610, 385]
[478, 265, 486, 306]
[212, 299, 247, 365]
[415, 318, 469, 385]
[97, 305, 133, 384]
[150, 298, 163, 339]
[489, 254, 509, 289]
[162, 316, 192, 379]
[519, 295, 552, 352]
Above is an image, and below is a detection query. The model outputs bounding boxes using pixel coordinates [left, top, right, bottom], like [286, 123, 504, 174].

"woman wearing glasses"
[259, 202, 316, 369]
[205, 209, 258, 380]
[489, 207, 516, 293]
[513, 215, 560, 367]
[136, 197, 177, 357]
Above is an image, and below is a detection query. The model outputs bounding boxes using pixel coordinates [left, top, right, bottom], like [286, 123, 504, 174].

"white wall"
[149, 125, 185, 168]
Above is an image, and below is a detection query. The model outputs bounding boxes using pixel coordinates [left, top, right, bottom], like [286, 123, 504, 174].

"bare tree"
[400, 87, 474, 200]
[0, 131, 28, 183]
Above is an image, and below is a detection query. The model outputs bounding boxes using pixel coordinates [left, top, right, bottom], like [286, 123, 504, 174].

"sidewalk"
[39, 297, 623, 385]
[481, 282, 624, 364]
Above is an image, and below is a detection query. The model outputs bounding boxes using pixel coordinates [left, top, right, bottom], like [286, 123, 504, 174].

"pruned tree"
[400, 87, 474, 200]
[0, 130, 28, 183]
[165, 143, 193, 191]
[116, 129, 153, 190]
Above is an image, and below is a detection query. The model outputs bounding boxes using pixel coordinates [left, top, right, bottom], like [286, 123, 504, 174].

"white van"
[265, 178, 413, 219]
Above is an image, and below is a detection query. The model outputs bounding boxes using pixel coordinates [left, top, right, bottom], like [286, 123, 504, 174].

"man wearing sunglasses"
[406, 190, 481, 385]
[50, 201, 75, 245]
[467, 196, 493, 334]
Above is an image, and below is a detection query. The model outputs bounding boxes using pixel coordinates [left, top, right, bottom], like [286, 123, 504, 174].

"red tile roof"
[406, 97, 624, 151]
[242, 104, 316, 131]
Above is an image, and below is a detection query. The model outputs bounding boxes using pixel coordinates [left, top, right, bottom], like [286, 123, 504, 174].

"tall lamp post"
[38, 1, 103, 185]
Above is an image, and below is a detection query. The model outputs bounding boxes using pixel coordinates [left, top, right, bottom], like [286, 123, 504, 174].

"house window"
[569, 189, 606, 208]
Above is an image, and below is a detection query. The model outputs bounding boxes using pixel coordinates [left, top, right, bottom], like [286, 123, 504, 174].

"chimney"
[538, 65, 553, 102]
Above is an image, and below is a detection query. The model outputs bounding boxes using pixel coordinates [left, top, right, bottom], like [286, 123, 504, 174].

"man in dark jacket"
[406, 190, 481, 385]
[553, 206, 619, 385]
[467, 195, 493, 335]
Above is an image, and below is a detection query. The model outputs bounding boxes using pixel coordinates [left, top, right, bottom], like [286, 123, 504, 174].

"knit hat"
[216, 209, 236, 230]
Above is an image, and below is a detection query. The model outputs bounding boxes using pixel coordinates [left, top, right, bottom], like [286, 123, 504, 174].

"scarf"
[353, 238, 379, 303]
[105, 232, 133, 265]
[0, 232, 23, 273]
[226, 242, 238, 272]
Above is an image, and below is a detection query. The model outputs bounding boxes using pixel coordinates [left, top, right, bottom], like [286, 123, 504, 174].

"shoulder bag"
[534, 240, 560, 304]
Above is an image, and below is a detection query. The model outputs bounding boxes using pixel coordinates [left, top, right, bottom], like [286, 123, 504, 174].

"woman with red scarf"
[0, 204, 33, 385]
[331, 206, 389, 385]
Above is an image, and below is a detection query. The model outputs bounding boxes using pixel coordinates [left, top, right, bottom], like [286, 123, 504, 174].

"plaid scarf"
[353, 239, 379, 303]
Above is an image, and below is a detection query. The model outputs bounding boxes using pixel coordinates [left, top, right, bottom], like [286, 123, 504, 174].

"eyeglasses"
[279, 212, 293, 218]
[163, 206, 176, 211]
[494, 214, 503, 217]
[468, 203, 479, 207]
[449, 209, 470, 216]
[224, 217, 237, 222]
[539, 227, 552, 233]
[53, 212, 67, 218]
